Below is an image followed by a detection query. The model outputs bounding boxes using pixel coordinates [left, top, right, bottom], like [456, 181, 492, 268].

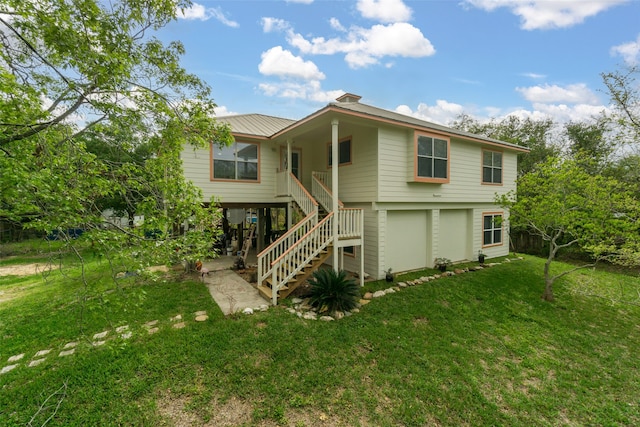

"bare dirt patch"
[0, 263, 57, 277]
[156, 391, 368, 427]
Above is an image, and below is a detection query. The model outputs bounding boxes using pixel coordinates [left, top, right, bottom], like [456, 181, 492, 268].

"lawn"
[1, 243, 639, 426]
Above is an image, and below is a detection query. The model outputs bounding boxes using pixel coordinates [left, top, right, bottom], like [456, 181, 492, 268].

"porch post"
[286, 139, 292, 191]
[360, 218, 365, 287]
[331, 119, 339, 272]
[286, 138, 293, 230]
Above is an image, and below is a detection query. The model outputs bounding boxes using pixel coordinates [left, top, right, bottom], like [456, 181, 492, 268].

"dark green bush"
[308, 268, 360, 314]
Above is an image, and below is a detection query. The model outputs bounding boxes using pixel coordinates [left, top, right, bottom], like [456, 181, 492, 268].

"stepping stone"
[121, 331, 133, 340]
[115, 325, 129, 333]
[172, 322, 186, 329]
[195, 315, 208, 322]
[93, 331, 109, 340]
[359, 299, 371, 305]
[170, 314, 182, 322]
[147, 327, 159, 335]
[92, 340, 107, 347]
[8, 354, 24, 363]
[34, 349, 52, 358]
[63, 342, 78, 349]
[144, 320, 158, 328]
[28, 359, 46, 368]
[1, 364, 18, 374]
[194, 310, 207, 316]
[59, 349, 75, 357]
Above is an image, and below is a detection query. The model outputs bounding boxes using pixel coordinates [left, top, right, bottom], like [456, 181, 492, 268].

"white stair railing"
[258, 173, 319, 288]
[269, 213, 334, 305]
[313, 171, 330, 188]
[290, 172, 317, 216]
[257, 211, 318, 285]
[311, 172, 343, 212]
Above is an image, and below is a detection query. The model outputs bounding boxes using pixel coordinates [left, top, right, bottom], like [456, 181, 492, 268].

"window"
[328, 138, 351, 167]
[483, 213, 503, 246]
[343, 246, 355, 257]
[213, 142, 259, 181]
[482, 151, 502, 184]
[415, 133, 449, 182]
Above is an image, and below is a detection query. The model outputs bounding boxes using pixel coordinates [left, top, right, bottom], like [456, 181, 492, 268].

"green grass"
[1, 248, 639, 426]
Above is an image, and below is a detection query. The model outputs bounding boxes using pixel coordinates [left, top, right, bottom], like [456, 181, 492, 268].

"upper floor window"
[328, 138, 352, 167]
[415, 133, 449, 183]
[483, 213, 503, 247]
[212, 141, 259, 181]
[482, 151, 502, 184]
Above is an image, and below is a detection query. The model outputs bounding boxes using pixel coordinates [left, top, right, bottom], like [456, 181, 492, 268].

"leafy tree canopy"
[499, 157, 640, 301]
[0, 0, 233, 271]
[450, 114, 560, 176]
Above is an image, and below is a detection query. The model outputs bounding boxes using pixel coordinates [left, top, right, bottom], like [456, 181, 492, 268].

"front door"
[281, 147, 302, 179]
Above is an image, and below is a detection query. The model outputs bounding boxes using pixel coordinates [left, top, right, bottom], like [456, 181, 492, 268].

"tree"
[498, 157, 640, 302]
[0, 0, 233, 269]
[602, 65, 640, 150]
[565, 117, 614, 174]
[451, 114, 559, 176]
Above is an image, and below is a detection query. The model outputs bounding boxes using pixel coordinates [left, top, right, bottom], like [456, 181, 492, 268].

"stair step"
[264, 277, 290, 290]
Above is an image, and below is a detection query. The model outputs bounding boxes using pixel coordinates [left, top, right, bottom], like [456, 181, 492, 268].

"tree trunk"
[542, 237, 558, 302]
[542, 277, 555, 302]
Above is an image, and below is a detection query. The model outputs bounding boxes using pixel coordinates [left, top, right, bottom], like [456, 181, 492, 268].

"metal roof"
[219, 98, 528, 152]
[217, 114, 296, 137]
[324, 100, 528, 151]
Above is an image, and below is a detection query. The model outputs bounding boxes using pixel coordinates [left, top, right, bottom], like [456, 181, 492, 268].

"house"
[181, 93, 528, 304]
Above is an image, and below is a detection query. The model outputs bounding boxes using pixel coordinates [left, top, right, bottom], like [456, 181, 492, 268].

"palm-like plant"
[308, 268, 360, 314]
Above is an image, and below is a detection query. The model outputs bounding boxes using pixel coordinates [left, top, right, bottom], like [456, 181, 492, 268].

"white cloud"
[258, 46, 325, 80]
[516, 83, 600, 105]
[288, 22, 435, 68]
[177, 3, 239, 27]
[329, 18, 346, 32]
[262, 17, 291, 33]
[356, 0, 413, 23]
[503, 103, 611, 125]
[258, 81, 344, 103]
[395, 100, 466, 125]
[463, 0, 627, 30]
[521, 72, 547, 79]
[214, 106, 238, 117]
[611, 34, 640, 65]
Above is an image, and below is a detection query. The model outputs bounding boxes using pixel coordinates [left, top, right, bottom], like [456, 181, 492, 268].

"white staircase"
[257, 172, 363, 305]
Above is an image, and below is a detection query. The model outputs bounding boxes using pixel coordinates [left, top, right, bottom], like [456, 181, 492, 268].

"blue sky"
[163, 0, 640, 126]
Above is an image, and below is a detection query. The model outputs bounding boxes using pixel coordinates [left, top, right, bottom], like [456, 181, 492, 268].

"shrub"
[308, 268, 360, 314]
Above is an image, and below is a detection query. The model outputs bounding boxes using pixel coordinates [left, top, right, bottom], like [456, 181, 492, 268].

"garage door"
[439, 210, 468, 262]
[385, 211, 427, 273]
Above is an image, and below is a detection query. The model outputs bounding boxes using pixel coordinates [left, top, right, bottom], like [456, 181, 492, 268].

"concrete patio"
[200, 251, 268, 315]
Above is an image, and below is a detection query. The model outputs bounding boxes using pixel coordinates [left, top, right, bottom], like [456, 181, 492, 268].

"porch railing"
[338, 208, 363, 239]
[269, 212, 334, 305]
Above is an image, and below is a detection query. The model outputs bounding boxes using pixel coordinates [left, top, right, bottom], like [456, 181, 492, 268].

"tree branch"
[550, 263, 596, 283]
[0, 88, 95, 146]
[27, 380, 68, 427]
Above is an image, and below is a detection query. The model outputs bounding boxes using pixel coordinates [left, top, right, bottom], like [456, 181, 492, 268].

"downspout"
[331, 119, 339, 271]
